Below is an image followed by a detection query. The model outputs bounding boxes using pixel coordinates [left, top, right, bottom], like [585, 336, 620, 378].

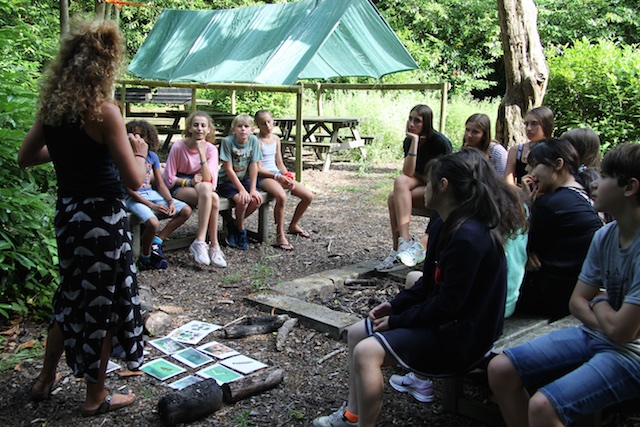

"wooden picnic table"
[157, 110, 237, 150]
[274, 116, 369, 172]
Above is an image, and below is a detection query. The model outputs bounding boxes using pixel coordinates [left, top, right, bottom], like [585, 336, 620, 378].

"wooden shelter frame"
[117, 79, 449, 181]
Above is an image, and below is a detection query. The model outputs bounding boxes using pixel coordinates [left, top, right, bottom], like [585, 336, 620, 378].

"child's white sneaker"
[389, 372, 434, 403]
[190, 240, 210, 266]
[209, 246, 227, 268]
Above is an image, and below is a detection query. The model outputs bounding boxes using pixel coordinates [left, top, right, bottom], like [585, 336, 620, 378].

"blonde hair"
[231, 114, 254, 128]
[184, 111, 215, 142]
[38, 19, 124, 126]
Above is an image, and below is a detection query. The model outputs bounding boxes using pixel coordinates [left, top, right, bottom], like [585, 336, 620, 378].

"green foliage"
[537, 0, 640, 47]
[546, 39, 640, 148]
[0, 0, 59, 320]
[374, 0, 501, 94]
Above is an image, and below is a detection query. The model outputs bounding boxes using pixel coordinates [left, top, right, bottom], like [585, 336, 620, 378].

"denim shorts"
[125, 189, 188, 223]
[504, 326, 640, 424]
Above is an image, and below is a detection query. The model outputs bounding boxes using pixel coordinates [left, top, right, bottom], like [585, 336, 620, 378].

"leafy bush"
[545, 39, 640, 149]
[0, 13, 59, 320]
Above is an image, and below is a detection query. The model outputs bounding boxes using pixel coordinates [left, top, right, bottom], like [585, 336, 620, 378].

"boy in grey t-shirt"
[217, 114, 263, 250]
[488, 143, 640, 426]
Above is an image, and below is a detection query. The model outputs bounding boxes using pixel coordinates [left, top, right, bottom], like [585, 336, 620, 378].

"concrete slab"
[270, 259, 379, 298]
[245, 291, 361, 341]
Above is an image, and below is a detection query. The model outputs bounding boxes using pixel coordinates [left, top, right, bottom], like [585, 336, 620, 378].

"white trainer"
[397, 241, 426, 267]
[209, 246, 227, 268]
[312, 403, 356, 427]
[189, 240, 210, 266]
[389, 372, 434, 403]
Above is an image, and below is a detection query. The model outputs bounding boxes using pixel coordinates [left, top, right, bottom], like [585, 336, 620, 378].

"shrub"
[546, 39, 640, 149]
[0, 54, 58, 320]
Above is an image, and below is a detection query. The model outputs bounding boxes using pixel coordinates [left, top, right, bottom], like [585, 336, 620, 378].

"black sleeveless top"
[514, 144, 528, 184]
[43, 122, 124, 198]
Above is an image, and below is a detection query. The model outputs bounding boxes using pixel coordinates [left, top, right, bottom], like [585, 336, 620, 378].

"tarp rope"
[98, 0, 159, 9]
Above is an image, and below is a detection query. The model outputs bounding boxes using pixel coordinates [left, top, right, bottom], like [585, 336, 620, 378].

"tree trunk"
[59, 0, 69, 37]
[495, 0, 548, 148]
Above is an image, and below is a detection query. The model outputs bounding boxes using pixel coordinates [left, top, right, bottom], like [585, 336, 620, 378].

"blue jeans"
[504, 326, 640, 425]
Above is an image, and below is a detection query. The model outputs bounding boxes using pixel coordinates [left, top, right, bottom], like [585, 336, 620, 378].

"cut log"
[221, 366, 284, 403]
[157, 379, 223, 426]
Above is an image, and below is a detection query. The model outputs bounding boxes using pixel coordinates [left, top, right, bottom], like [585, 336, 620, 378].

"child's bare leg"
[244, 200, 260, 219]
[289, 183, 313, 234]
[32, 322, 64, 398]
[158, 205, 192, 242]
[344, 320, 369, 416]
[173, 186, 211, 242]
[194, 183, 214, 241]
[352, 337, 391, 427]
[141, 217, 160, 255]
[233, 194, 247, 230]
[83, 331, 135, 415]
[260, 179, 288, 244]
[488, 354, 531, 427]
[207, 192, 221, 247]
[392, 175, 423, 243]
[387, 191, 400, 250]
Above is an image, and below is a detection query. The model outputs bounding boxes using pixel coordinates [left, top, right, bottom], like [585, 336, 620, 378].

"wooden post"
[295, 83, 304, 183]
[231, 89, 236, 114]
[439, 82, 449, 133]
[316, 82, 323, 116]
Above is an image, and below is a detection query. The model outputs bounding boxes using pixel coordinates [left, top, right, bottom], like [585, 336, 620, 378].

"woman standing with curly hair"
[18, 19, 147, 417]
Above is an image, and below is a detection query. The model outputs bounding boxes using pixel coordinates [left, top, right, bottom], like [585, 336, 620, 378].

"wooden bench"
[128, 190, 275, 259]
[439, 315, 602, 427]
[116, 87, 192, 112]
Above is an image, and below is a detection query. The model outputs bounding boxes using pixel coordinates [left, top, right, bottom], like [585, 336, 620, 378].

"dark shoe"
[225, 224, 238, 248]
[140, 253, 169, 270]
[237, 229, 249, 250]
[151, 243, 165, 258]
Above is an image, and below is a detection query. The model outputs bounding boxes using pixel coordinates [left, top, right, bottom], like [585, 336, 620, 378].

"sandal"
[31, 372, 62, 402]
[287, 229, 310, 238]
[82, 390, 135, 417]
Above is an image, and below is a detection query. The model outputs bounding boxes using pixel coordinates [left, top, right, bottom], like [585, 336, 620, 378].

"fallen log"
[221, 366, 284, 403]
[157, 379, 223, 426]
[224, 315, 290, 339]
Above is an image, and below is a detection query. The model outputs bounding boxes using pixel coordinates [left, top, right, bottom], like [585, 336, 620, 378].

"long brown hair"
[38, 19, 124, 126]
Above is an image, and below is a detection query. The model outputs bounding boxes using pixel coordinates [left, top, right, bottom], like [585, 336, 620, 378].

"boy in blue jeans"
[125, 121, 192, 269]
[488, 142, 640, 426]
[217, 114, 263, 250]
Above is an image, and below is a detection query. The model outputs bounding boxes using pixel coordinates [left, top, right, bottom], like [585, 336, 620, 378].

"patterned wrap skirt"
[51, 196, 144, 382]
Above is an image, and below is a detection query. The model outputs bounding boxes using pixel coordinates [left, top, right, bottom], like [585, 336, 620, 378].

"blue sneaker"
[151, 243, 165, 258]
[139, 252, 169, 270]
[237, 229, 249, 250]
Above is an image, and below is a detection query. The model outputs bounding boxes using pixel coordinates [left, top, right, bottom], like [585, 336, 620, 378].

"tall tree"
[495, 0, 548, 147]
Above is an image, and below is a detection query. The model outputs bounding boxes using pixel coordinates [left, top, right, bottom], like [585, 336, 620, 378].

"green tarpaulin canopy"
[127, 0, 418, 85]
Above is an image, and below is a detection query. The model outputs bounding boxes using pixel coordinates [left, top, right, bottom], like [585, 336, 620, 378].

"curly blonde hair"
[38, 19, 124, 126]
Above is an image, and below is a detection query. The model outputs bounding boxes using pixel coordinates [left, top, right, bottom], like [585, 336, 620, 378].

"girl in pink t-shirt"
[163, 111, 226, 268]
